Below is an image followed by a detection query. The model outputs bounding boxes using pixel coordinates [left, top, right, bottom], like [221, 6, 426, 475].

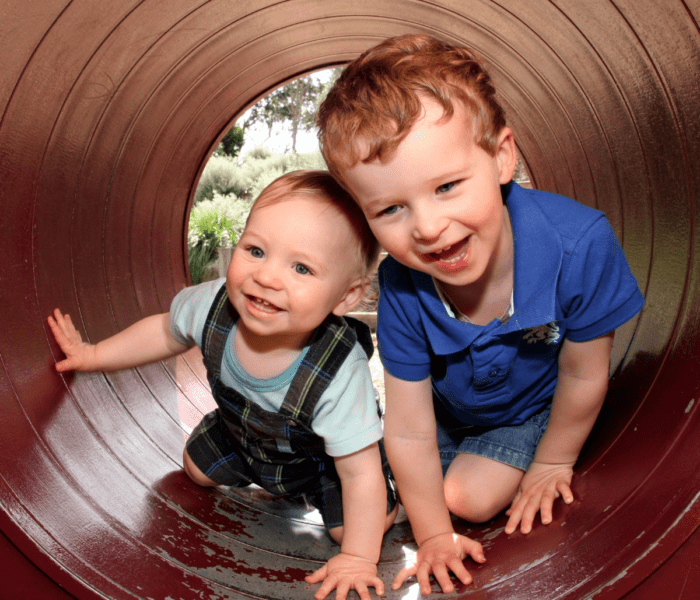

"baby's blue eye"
[294, 264, 310, 275]
[250, 247, 264, 258]
[381, 205, 400, 216]
[437, 181, 456, 193]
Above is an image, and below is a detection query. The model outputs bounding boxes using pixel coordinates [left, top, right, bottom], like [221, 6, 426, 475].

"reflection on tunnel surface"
[1, 1, 699, 599]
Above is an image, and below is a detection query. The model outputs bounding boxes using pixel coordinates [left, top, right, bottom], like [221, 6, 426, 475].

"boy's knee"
[183, 448, 218, 488]
[443, 477, 506, 523]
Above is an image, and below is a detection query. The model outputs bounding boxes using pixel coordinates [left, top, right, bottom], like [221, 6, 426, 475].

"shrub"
[246, 150, 327, 200]
[245, 146, 273, 160]
[194, 155, 252, 203]
[187, 193, 252, 284]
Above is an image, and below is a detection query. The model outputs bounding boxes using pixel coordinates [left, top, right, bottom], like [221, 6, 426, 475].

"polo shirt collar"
[409, 182, 562, 355]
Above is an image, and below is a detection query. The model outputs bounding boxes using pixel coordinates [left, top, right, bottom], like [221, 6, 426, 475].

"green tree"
[243, 73, 326, 152]
[219, 126, 245, 158]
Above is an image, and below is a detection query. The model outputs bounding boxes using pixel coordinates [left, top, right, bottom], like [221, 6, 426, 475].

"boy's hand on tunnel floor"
[306, 553, 383, 600]
[392, 532, 485, 595]
[504, 461, 575, 535]
[48, 308, 97, 372]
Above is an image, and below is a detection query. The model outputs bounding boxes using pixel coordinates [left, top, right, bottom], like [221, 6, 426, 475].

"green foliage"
[188, 239, 219, 286]
[220, 126, 245, 158]
[194, 148, 327, 205]
[187, 194, 252, 284]
[245, 149, 327, 200]
[194, 155, 253, 203]
[243, 73, 325, 152]
[245, 146, 273, 160]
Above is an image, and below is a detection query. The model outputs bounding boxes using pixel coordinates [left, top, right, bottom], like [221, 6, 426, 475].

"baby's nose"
[254, 262, 284, 289]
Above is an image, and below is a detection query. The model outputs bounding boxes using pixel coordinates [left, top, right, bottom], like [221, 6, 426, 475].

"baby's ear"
[331, 277, 370, 317]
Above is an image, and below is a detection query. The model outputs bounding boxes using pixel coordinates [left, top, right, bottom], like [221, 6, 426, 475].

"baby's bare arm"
[48, 308, 191, 372]
[305, 443, 388, 600]
[505, 332, 614, 534]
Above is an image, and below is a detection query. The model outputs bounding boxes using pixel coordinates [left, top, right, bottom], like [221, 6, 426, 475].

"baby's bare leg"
[182, 448, 219, 487]
[443, 454, 523, 523]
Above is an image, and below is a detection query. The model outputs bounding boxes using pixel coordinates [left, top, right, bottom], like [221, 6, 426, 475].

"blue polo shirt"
[377, 182, 645, 427]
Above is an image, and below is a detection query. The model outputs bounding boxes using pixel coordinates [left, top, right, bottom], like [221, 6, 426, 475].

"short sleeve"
[312, 345, 383, 457]
[559, 216, 644, 342]
[376, 258, 432, 381]
[169, 278, 226, 347]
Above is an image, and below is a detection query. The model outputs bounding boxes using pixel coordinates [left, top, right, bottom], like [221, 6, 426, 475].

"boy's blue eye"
[437, 181, 456, 193]
[381, 205, 400, 216]
[294, 264, 310, 275]
[250, 247, 264, 258]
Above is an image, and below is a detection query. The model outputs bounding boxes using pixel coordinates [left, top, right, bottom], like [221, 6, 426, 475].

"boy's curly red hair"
[317, 34, 506, 188]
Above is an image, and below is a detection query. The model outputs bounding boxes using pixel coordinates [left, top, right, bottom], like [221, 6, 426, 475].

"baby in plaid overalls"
[48, 170, 398, 600]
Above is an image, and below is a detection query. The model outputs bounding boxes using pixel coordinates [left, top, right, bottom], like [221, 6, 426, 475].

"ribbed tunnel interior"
[1, 1, 699, 598]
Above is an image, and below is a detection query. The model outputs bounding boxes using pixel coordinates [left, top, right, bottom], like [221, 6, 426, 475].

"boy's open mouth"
[425, 237, 470, 264]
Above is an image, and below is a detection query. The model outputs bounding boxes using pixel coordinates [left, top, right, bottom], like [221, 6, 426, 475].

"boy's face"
[342, 98, 517, 290]
[226, 196, 364, 348]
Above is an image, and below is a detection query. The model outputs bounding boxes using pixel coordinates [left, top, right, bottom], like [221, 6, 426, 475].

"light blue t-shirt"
[170, 279, 382, 457]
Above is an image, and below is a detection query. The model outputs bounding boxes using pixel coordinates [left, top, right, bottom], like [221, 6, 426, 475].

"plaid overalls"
[186, 284, 395, 528]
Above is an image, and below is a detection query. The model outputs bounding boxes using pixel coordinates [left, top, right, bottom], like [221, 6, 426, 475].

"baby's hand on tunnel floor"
[306, 552, 383, 600]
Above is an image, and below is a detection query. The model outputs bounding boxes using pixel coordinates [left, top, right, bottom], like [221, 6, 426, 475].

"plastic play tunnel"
[1, 1, 699, 598]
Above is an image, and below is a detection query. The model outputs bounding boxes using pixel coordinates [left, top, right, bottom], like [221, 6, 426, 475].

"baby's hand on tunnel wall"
[47, 308, 98, 372]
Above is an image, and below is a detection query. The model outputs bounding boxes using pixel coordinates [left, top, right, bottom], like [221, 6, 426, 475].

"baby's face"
[343, 97, 516, 291]
[226, 196, 362, 349]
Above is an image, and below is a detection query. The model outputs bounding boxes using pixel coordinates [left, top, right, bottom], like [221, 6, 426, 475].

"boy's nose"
[411, 207, 448, 244]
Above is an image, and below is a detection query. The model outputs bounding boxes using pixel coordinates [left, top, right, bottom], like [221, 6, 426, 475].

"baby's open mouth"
[247, 295, 282, 312]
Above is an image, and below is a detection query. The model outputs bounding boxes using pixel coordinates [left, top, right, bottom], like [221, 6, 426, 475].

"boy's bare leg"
[183, 448, 219, 487]
[443, 454, 523, 524]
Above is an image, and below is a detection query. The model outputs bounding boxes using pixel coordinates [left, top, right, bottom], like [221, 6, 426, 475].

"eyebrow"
[364, 196, 399, 211]
[363, 167, 469, 209]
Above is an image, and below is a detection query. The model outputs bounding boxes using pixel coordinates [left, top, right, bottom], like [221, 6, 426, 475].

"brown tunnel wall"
[1, 1, 699, 598]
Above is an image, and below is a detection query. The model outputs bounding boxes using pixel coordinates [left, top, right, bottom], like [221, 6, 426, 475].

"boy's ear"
[496, 127, 518, 185]
[331, 277, 370, 317]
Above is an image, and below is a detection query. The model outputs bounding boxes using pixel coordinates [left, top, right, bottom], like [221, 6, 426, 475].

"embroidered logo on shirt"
[523, 322, 561, 345]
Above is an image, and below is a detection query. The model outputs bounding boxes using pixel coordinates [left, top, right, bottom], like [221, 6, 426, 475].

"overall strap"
[281, 314, 372, 425]
[201, 283, 236, 380]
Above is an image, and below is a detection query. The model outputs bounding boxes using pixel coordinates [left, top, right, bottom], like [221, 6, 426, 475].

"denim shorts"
[435, 403, 551, 473]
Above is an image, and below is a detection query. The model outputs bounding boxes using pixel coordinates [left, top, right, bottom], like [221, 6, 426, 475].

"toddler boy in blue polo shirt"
[317, 34, 644, 595]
